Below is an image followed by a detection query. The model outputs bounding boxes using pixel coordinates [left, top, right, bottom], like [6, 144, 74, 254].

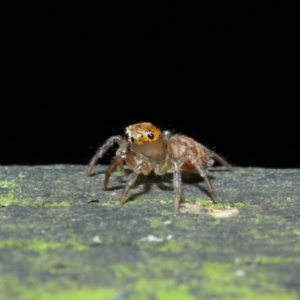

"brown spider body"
[86, 122, 233, 213]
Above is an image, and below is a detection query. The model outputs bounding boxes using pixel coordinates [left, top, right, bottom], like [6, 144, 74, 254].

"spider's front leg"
[103, 155, 126, 189]
[85, 135, 124, 177]
[116, 148, 155, 204]
[119, 162, 144, 205]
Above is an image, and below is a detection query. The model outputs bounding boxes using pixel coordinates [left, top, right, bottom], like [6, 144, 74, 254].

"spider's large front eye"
[147, 131, 154, 140]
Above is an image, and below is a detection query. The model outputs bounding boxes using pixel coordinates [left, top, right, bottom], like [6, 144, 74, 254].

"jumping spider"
[85, 122, 233, 213]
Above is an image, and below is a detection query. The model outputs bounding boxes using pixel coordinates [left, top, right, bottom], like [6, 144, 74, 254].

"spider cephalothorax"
[86, 122, 233, 213]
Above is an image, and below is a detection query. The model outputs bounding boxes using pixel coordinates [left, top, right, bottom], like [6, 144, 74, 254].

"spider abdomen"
[168, 135, 214, 170]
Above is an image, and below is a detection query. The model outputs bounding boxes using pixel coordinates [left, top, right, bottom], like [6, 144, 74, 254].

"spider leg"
[85, 135, 124, 176]
[120, 162, 144, 205]
[104, 155, 126, 189]
[210, 151, 234, 172]
[193, 161, 217, 203]
[172, 161, 182, 213]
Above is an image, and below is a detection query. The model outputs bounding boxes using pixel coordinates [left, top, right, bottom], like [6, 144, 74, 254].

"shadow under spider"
[99, 169, 217, 203]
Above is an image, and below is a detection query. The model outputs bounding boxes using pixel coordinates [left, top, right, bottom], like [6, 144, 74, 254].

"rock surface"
[0, 165, 299, 299]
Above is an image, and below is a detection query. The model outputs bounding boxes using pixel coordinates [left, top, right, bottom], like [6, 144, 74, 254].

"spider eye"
[147, 131, 154, 140]
[125, 133, 135, 143]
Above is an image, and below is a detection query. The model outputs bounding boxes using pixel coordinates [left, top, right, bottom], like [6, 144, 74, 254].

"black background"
[2, 2, 299, 168]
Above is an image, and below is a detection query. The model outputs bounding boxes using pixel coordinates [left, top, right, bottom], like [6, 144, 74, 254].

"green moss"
[233, 201, 245, 207]
[0, 275, 116, 300]
[42, 201, 71, 207]
[1, 251, 298, 300]
[234, 256, 300, 265]
[134, 278, 196, 300]
[37, 288, 116, 300]
[0, 181, 20, 205]
[201, 261, 298, 300]
[0, 190, 41, 207]
[113, 255, 294, 299]
[111, 261, 197, 299]
[100, 199, 120, 207]
[0, 272, 194, 300]
[0, 180, 17, 188]
[0, 192, 72, 207]
[150, 219, 164, 228]
[158, 240, 184, 253]
[194, 197, 228, 209]
[0, 239, 88, 252]
[0, 191, 16, 206]
[248, 228, 269, 239]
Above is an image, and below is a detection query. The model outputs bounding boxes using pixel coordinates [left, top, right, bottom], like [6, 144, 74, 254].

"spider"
[85, 122, 233, 213]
